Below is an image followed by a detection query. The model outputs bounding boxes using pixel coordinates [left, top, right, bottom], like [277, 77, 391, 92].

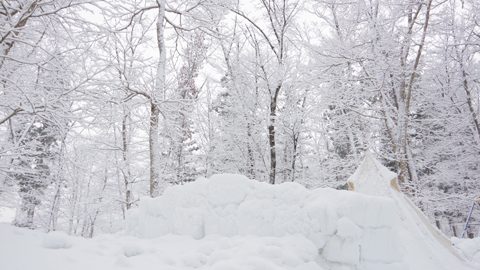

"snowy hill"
[1, 170, 478, 270]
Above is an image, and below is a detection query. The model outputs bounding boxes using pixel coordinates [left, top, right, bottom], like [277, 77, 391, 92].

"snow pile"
[126, 174, 406, 270]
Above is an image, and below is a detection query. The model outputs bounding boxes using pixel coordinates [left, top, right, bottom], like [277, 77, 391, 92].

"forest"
[0, 0, 479, 239]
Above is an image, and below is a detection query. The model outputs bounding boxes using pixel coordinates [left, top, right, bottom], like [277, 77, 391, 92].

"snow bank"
[126, 173, 404, 269]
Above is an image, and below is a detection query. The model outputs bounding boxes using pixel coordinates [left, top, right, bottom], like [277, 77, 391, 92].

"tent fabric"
[347, 152, 470, 266]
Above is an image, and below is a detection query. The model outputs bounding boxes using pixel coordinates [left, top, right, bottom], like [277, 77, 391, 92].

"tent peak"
[347, 152, 399, 196]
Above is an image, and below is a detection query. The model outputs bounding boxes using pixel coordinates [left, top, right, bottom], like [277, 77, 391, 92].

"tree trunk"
[175, 115, 187, 184]
[121, 111, 132, 209]
[150, 0, 166, 197]
[48, 177, 62, 231]
[149, 103, 161, 197]
[246, 122, 255, 179]
[13, 199, 36, 228]
[291, 133, 299, 182]
[396, 0, 432, 189]
[268, 84, 281, 184]
[458, 55, 480, 144]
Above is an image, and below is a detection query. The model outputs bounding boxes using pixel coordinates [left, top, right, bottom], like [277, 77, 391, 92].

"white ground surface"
[0, 156, 478, 270]
[0, 223, 322, 270]
[0, 206, 15, 223]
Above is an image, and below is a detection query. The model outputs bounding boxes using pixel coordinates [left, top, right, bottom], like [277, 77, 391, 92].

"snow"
[42, 231, 73, 249]
[322, 235, 360, 265]
[1, 157, 479, 269]
[127, 175, 399, 247]
[0, 223, 322, 270]
[453, 237, 480, 264]
[0, 206, 15, 223]
[124, 171, 474, 269]
[335, 217, 361, 239]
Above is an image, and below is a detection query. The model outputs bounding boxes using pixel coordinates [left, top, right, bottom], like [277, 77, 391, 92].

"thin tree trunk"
[268, 84, 281, 184]
[48, 176, 62, 231]
[175, 115, 187, 184]
[397, 0, 432, 187]
[149, 103, 161, 197]
[246, 122, 255, 179]
[121, 111, 132, 209]
[150, 0, 166, 197]
[458, 56, 480, 144]
[291, 132, 299, 182]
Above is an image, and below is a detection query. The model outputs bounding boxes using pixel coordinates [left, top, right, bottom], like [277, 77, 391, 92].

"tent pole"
[461, 201, 476, 238]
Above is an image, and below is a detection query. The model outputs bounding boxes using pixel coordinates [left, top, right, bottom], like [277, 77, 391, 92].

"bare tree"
[230, 0, 300, 184]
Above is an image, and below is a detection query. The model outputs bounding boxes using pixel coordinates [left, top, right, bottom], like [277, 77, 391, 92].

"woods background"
[0, 0, 479, 237]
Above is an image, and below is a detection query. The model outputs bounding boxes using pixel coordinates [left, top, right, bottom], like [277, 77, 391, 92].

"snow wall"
[126, 174, 406, 270]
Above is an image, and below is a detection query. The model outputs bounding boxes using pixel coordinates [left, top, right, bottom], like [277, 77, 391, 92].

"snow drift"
[1, 153, 477, 270]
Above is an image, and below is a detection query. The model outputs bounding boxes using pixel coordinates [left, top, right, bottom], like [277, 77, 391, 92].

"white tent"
[347, 152, 474, 269]
[347, 152, 399, 195]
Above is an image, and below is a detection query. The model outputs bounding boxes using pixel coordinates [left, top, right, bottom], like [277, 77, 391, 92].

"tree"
[229, 0, 301, 184]
[167, 30, 208, 183]
[0, 0, 88, 227]
[115, 0, 226, 196]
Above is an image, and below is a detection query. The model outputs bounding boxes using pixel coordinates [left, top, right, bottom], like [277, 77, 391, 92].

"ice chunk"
[336, 217, 362, 239]
[322, 235, 360, 265]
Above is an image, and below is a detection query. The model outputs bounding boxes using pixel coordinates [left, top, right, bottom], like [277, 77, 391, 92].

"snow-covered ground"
[0, 222, 321, 270]
[0, 171, 479, 270]
[0, 206, 15, 223]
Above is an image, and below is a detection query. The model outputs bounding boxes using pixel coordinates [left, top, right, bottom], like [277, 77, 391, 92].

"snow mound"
[125, 159, 476, 270]
[126, 173, 405, 269]
[122, 243, 145, 257]
[42, 231, 73, 249]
